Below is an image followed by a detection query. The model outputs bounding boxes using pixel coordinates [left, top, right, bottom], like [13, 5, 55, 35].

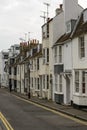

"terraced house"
[1, 0, 87, 108]
[52, 0, 87, 108]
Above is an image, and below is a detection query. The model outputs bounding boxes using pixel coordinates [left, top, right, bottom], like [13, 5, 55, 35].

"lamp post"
[27, 63, 31, 99]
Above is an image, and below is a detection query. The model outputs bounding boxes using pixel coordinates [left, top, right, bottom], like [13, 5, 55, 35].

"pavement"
[0, 127, 2, 130]
[1, 88, 87, 122]
[0, 126, 2, 130]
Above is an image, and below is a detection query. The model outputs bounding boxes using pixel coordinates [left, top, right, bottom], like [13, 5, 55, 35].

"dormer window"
[66, 19, 76, 33]
[66, 21, 71, 33]
[83, 10, 87, 23]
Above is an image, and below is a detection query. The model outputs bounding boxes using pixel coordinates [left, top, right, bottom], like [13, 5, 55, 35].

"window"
[47, 23, 49, 37]
[54, 47, 57, 63]
[15, 46, 19, 50]
[66, 22, 71, 33]
[42, 23, 49, 39]
[59, 75, 62, 92]
[55, 75, 58, 91]
[59, 46, 62, 63]
[37, 78, 40, 90]
[34, 59, 37, 71]
[42, 25, 46, 39]
[75, 71, 79, 93]
[47, 48, 49, 63]
[43, 49, 45, 64]
[35, 78, 36, 89]
[37, 59, 39, 70]
[82, 71, 85, 94]
[31, 78, 33, 88]
[47, 75, 49, 89]
[43, 75, 45, 89]
[43, 48, 49, 64]
[79, 36, 85, 58]
[3, 54, 8, 59]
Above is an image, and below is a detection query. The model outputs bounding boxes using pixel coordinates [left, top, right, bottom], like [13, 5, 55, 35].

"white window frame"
[47, 75, 49, 89]
[43, 48, 49, 64]
[55, 75, 58, 92]
[79, 36, 85, 58]
[59, 75, 62, 92]
[59, 46, 62, 63]
[37, 78, 40, 90]
[75, 71, 79, 93]
[66, 22, 71, 33]
[43, 75, 45, 89]
[82, 71, 86, 94]
[54, 47, 58, 63]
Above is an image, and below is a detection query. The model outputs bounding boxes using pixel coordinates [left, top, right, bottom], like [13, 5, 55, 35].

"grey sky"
[0, 0, 87, 51]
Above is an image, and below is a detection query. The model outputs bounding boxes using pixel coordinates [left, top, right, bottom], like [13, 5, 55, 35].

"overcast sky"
[0, 0, 87, 51]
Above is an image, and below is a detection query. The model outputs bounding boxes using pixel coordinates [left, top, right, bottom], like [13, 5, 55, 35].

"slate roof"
[72, 16, 87, 38]
[55, 33, 71, 44]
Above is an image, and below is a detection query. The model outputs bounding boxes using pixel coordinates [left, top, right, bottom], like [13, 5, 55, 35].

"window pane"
[59, 46, 62, 63]
[79, 36, 85, 58]
[82, 71, 85, 94]
[75, 71, 79, 93]
[55, 75, 58, 91]
[59, 75, 62, 92]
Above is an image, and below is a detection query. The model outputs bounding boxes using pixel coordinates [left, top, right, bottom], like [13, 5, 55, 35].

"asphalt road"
[0, 89, 87, 130]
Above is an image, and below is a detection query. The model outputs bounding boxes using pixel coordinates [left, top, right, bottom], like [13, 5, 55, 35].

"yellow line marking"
[0, 112, 14, 130]
[13, 94, 87, 126]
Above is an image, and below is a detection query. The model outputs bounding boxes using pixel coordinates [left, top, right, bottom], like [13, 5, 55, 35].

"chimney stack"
[60, 4, 63, 9]
[55, 4, 63, 16]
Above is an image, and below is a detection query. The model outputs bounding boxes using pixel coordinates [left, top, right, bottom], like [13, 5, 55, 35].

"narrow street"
[0, 89, 87, 130]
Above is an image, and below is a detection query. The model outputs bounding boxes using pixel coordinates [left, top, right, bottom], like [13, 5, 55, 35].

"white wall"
[53, 12, 65, 44]
[63, 0, 83, 24]
[64, 41, 72, 71]
[72, 35, 87, 69]
[72, 34, 87, 106]
[73, 95, 87, 106]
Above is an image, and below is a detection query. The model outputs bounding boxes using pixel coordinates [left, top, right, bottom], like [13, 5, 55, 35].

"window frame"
[79, 36, 85, 58]
[55, 74, 58, 92]
[54, 47, 58, 63]
[75, 71, 79, 93]
[59, 75, 62, 92]
[59, 46, 62, 63]
[82, 71, 86, 94]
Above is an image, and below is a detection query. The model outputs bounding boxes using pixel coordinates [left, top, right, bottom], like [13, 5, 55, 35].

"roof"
[72, 18, 87, 37]
[53, 9, 87, 47]
[53, 32, 71, 47]
[72, 8, 87, 38]
[42, 18, 53, 28]
[56, 33, 71, 44]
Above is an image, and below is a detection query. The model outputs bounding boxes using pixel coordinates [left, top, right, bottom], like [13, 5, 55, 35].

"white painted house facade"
[72, 9, 87, 107]
[8, 44, 20, 90]
[52, 0, 83, 105]
[0, 50, 9, 87]
[1, 0, 87, 108]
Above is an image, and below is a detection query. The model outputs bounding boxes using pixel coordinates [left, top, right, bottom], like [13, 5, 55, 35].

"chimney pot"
[60, 4, 63, 9]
